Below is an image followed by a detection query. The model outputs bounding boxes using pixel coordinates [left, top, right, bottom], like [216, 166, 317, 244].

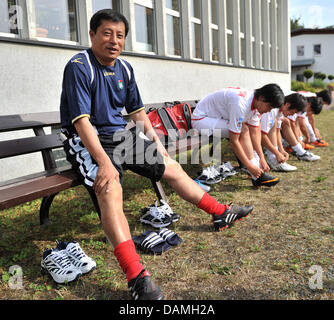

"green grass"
[1, 110, 334, 300]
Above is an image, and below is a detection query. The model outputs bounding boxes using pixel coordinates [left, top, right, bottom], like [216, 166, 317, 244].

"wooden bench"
[0, 100, 213, 225]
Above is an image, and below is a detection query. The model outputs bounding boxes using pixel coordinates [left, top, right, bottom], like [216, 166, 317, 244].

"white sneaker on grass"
[297, 151, 320, 162]
[267, 158, 297, 172]
[56, 241, 96, 275]
[41, 248, 82, 284]
[140, 203, 173, 228]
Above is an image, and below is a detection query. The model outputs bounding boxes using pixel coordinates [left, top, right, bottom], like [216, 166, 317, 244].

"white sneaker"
[271, 162, 297, 172]
[56, 241, 96, 275]
[155, 200, 181, 222]
[297, 151, 321, 162]
[41, 248, 82, 284]
[196, 166, 222, 185]
[140, 203, 172, 228]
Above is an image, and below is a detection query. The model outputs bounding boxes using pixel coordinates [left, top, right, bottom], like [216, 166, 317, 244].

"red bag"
[147, 102, 193, 141]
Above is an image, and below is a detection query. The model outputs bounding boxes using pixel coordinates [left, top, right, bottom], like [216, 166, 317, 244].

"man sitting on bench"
[58, 9, 253, 300]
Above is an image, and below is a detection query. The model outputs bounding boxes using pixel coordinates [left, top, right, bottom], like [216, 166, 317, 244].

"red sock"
[197, 192, 227, 216]
[114, 240, 150, 282]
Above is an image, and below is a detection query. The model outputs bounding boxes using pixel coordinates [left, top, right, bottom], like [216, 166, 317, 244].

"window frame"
[313, 43, 321, 56]
[133, 0, 157, 55]
[165, 0, 182, 58]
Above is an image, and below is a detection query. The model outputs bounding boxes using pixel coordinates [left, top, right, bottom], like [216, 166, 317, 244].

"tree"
[303, 69, 314, 83]
[328, 75, 334, 81]
[291, 17, 304, 32]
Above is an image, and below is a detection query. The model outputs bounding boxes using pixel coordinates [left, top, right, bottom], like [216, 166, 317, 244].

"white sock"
[292, 143, 305, 156]
[249, 158, 259, 180]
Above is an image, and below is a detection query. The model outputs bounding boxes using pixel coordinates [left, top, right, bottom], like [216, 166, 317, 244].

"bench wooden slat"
[0, 134, 63, 159]
[0, 112, 60, 133]
[0, 165, 73, 189]
[0, 170, 80, 210]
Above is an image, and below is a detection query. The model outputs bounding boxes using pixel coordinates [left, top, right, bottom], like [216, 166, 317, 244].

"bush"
[328, 75, 334, 81]
[291, 80, 309, 92]
[303, 69, 314, 82]
[309, 79, 327, 89]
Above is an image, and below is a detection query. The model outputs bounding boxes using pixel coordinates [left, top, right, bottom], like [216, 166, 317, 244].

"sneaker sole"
[140, 219, 172, 228]
[252, 178, 280, 187]
[41, 266, 82, 284]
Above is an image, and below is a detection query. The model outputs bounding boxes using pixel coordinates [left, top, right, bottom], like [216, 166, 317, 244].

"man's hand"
[93, 160, 119, 195]
[248, 165, 264, 179]
[281, 150, 289, 162]
[275, 152, 286, 164]
[259, 157, 270, 172]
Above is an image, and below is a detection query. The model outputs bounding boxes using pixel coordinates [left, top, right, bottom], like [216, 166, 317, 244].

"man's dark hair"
[285, 93, 307, 113]
[316, 89, 332, 105]
[308, 97, 323, 115]
[90, 9, 129, 37]
[254, 83, 285, 109]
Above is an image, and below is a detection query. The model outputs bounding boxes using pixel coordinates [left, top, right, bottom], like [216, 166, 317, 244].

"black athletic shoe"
[213, 204, 254, 231]
[252, 172, 280, 187]
[128, 269, 164, 300]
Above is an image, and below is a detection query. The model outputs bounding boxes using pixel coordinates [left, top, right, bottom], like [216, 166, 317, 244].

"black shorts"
[64, 128, 166, 187]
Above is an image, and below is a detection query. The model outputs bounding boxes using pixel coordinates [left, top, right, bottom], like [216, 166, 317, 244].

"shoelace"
[202, 168, 216, 180]
[68, 246, 86, 260]
[159, 200, 174, 216]
[53, 252, 72, 268]
[150, 206, 166, 220]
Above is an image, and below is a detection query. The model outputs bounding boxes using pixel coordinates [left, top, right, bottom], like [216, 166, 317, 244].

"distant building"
[291, 28, 334, 82]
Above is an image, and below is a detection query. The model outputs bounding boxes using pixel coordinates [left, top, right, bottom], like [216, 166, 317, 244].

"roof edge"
[292, 28, 334, 36]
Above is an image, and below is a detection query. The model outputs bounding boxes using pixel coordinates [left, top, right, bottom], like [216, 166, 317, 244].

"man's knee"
[163, 158, 185, 180]
[97, 180, 123, 204]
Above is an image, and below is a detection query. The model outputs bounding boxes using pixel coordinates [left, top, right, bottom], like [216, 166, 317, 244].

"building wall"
[291, 34, 334, 81]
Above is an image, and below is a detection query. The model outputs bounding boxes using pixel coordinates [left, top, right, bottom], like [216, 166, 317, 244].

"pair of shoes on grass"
[41, 241, 96, 284]
[140, 200, 180, 229]
[132, 228, 183, 255]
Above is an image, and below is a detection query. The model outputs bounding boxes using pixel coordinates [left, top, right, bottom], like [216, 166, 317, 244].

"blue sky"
[290, 0, 334, 28]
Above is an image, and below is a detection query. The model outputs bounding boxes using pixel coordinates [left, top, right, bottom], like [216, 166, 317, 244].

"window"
[296, 74, 304, 82]
[134, 0, 155, 53]
[32, 0, 78, 42]
[92, 0, 120, 13]
[166, 0, 181, 56]
[251, 0, 257, 67]
[260, 0, 267, 68]
[297, 45, 304, 57]
[210, 0, 218, 62]
[190, 0, 202, 59]
[226, 0, 233, 64]
[240, 0, 246, 65]
[0, 0, 22, 36]
[314, 44, 321, 56]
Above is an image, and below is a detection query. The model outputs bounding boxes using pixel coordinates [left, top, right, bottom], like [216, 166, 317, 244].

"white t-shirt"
[287, 91, 314, 122]
[261, 109, 283, 134]
[192, 87, 261, 134]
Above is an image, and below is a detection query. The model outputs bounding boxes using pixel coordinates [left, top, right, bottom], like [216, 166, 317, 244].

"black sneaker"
[213, 204, 253, 231]
[252, 172, 280, 187]
[128, 269, 164, 300]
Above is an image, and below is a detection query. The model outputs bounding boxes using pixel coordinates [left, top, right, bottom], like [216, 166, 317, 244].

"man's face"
[306, 103, 313, 117]
[255, 97, 273, 114]
[281, 103, 297, 117]
[90, 19, 126, 66]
